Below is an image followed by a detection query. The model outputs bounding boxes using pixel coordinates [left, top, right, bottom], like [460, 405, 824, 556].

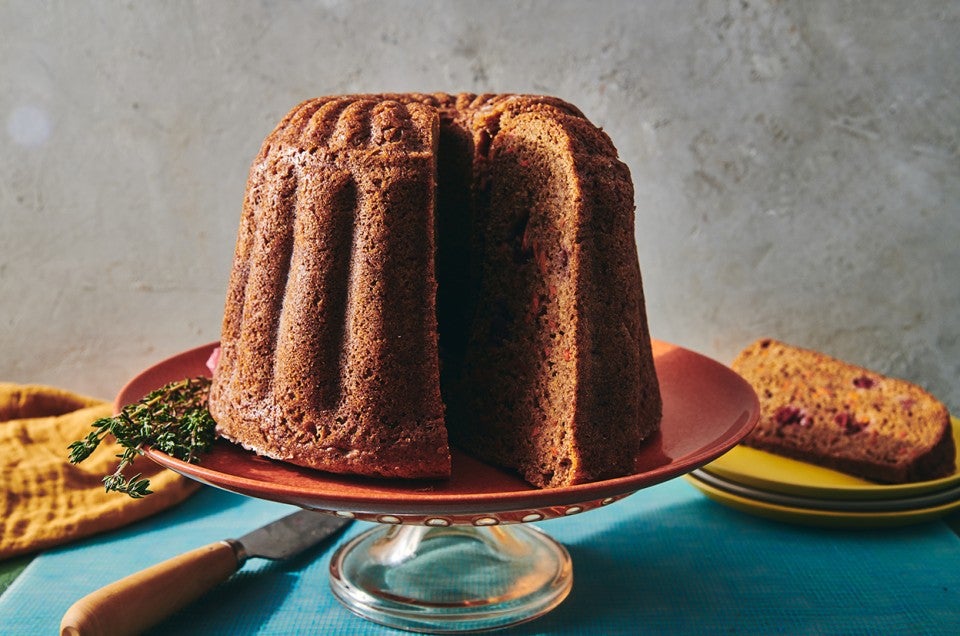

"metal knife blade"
[229, 509, 353, 563]
[60, 510, 353, 636]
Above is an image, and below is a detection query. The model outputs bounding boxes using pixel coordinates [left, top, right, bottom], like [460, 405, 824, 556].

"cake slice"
[731, 338, 955, 483]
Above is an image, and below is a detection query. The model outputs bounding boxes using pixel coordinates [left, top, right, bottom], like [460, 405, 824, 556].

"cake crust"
[210, 98, 449, 479]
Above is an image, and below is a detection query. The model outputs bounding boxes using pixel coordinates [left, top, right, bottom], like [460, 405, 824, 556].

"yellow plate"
[684, 472, 960, 529]
[703, 416, 960, 501]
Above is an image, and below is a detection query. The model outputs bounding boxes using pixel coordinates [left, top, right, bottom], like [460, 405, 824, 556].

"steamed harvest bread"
[208, 93, 662, 488]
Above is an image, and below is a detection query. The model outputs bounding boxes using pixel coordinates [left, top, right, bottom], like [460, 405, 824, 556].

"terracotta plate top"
[124, 340, 759, 525]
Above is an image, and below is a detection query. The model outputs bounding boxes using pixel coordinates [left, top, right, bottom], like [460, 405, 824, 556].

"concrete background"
[2, 1, 958, 412]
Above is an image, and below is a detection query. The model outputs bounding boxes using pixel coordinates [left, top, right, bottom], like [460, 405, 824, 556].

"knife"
[59, 509, 352, 636]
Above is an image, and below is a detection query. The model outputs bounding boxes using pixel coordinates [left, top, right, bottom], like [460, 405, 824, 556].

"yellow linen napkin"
[0, 382, 199, 560]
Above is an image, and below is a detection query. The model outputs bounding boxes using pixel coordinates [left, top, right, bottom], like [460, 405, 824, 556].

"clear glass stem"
[329, 523, 572, 633]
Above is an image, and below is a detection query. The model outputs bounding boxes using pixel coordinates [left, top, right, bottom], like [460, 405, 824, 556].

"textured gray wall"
[2, 1, 958, 412]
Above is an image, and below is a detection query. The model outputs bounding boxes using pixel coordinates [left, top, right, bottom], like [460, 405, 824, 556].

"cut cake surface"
[732, 338, 954, 484]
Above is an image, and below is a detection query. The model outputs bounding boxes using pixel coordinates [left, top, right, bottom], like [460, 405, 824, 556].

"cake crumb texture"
[732, 338, 955, 483]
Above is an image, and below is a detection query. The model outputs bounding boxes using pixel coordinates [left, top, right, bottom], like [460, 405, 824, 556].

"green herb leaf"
[67, 377, 216, 498]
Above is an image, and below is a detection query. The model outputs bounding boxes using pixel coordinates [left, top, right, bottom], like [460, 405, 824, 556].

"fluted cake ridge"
[209, 93, 662, 488]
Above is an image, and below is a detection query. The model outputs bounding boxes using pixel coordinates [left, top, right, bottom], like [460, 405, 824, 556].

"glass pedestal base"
[329, 523, 572, 633]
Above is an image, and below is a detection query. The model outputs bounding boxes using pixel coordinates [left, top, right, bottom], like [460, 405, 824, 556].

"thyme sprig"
[68, 377, 217, 498]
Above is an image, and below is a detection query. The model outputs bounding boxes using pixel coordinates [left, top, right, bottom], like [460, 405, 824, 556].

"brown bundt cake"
[208, 93, 662, 487]
[732, 338, 955, 483]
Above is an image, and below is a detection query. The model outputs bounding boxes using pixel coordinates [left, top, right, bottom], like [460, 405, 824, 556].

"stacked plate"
[685, 417, 960, 528]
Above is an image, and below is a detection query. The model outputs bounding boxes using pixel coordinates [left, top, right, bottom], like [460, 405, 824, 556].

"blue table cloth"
[2, 478, 959, 634]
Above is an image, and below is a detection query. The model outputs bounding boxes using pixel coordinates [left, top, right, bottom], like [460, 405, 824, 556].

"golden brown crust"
[732, 338, 955, 483]
[211, 97, 448, 479]
[209, 94, 662, 486]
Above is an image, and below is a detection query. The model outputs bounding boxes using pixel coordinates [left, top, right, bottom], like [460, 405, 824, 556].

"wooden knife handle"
[60, 541, 239, 636]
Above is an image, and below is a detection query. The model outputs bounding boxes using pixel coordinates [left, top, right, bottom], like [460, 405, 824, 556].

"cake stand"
[123, 340, 759, 633]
